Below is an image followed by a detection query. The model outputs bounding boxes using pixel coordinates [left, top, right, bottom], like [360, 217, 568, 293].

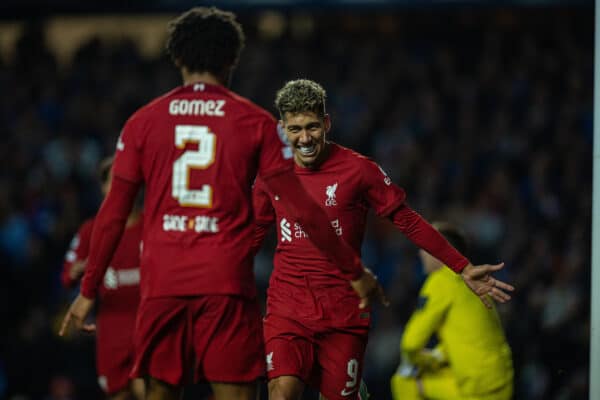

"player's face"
[281, 111, 330, 168]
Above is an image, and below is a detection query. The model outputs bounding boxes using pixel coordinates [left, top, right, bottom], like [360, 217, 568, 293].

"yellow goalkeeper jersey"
[401, 266, 513, 396]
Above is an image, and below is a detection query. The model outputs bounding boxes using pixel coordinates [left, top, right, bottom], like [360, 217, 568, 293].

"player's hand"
[59, 294, 96, 336]
[461, 263, 514, 308]
[69, 260, 86, 281]
[350, 268, 390, 309]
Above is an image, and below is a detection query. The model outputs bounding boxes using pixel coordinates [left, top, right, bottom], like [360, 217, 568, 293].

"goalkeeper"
[391, 222, 513, 400]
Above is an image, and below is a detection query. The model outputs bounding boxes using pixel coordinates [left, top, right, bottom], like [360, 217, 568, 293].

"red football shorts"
[95, 314, 137, 394]
[131, 295, 265, 385]
[263, 313, 368, 400]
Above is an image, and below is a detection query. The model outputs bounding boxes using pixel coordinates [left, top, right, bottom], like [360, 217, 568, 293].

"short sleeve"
[112, 115, 144, 183]
[252, 178, 276, 226]
[362, 159, 406, 217]
[257, 117, 293, 179]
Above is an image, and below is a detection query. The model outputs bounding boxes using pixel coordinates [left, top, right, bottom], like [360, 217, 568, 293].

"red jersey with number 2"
[112, 83, 292, 300]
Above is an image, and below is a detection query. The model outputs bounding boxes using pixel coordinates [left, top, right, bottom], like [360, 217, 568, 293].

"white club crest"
[326, 183, 338, 206]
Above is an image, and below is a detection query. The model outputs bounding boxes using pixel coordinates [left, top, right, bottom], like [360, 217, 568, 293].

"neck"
[181, 70, 224, 87]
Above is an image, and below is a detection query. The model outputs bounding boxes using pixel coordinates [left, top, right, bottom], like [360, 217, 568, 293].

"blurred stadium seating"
[0, 2, 592, 399]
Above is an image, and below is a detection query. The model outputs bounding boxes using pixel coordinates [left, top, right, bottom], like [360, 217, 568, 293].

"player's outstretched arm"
[262, 169, 389, 307]
[461, 263, 514, 308]
[389, 204, 514, 308]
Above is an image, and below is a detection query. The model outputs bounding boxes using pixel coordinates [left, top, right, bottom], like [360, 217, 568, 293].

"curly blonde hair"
[275, 79, 327, 119]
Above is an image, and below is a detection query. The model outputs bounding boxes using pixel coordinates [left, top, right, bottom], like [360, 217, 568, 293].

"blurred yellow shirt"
[401, 266, 513, 396]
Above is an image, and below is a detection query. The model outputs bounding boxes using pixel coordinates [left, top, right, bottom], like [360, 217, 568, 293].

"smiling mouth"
[297, 144, 317, 156]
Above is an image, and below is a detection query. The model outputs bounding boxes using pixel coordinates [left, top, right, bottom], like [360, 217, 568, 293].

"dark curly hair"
[275, 79, 327, 120]
[166, 7, 245, 83]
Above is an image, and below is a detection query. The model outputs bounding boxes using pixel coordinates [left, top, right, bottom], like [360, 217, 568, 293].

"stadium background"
[0, 0, 592, 399]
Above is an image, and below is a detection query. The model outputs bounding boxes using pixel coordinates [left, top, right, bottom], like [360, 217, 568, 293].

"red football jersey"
[62, 217, 142, 325]
[253, 143, 406, 322]
[111, 83, 292, 299]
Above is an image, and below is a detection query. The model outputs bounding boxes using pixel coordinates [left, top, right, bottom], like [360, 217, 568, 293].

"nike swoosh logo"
[341, 387, 358, 396]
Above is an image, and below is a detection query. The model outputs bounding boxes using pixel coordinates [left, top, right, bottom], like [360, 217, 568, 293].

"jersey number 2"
[172, 125, 216, 207]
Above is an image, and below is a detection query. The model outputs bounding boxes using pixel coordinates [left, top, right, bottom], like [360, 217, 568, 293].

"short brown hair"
[275, 79, 327, 120]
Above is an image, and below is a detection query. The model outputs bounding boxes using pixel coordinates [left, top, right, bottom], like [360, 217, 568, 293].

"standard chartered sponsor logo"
[279, 219, 341, 241]
[280, 218, 292, 242]
[294, 223, 308, 239]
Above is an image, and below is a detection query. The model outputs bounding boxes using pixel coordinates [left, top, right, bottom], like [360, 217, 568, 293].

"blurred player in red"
[61, 157, 144, 400]
[59, 7, 388, 400]
[251, 79, 514, 400]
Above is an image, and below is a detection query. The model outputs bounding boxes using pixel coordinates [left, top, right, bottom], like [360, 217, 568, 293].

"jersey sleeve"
[253, 178, 276, 225]
[361, 159, 406, 217]
[390, 205, 469, 273]
[401, 273, 453, 364]
[112, 114, 144, 183]
[251, 178, 276, 255]
[61, 220, 93, 288]
[80, 177, 140, 299]
[257, 117, 294, 179]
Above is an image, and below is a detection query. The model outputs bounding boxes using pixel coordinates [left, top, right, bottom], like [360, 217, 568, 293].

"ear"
[323, 114, 332, 133]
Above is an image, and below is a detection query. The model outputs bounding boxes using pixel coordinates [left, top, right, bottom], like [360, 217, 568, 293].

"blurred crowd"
[0, 7, 592, 400]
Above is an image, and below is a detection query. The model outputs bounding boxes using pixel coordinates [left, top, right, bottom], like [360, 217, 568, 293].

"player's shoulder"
[331, 143, 375, 167]
[330, 143, 385, 184]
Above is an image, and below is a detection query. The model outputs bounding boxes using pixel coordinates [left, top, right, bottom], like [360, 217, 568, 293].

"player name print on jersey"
[168, 99, 226, 117]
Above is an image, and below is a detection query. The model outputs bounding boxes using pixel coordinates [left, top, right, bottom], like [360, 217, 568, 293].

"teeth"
[298, 145, 316, 155]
